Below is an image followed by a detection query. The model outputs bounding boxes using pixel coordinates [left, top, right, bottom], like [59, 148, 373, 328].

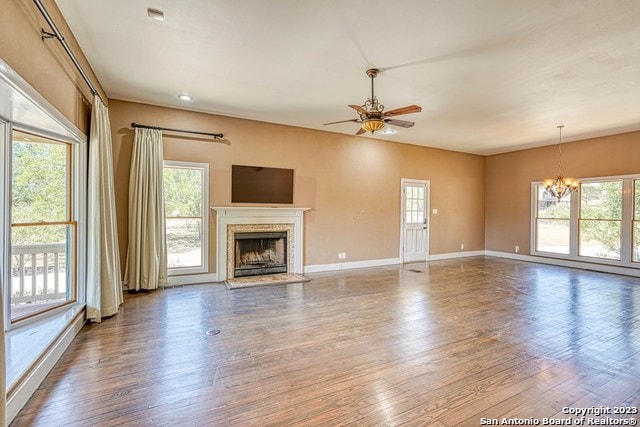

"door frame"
[399, 178, 430, 263]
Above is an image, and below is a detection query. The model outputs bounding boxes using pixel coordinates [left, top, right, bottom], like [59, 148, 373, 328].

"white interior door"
[401, 180, 429, 262]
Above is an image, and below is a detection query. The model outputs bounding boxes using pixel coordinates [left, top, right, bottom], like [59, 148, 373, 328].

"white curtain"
[124, 128, 167, 291]
[86, 97, 123, 322]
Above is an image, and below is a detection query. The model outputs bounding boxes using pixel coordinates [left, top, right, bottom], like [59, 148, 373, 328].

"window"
[579, 181, 622, 260]
[405, 185, 425, 224]
[531, 176, 639, 267]
[163, 161, 209, 274]
[10, 131, 77, 322]
[534, 186, 571, 254]
[634, 180, 640, 262]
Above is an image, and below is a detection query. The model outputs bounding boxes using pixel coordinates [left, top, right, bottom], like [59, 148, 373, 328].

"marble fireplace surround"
[212, 207, 309, 281]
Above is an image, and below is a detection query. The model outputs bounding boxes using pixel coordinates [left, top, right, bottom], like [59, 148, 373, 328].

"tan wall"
[109, 100, 486, 275]
[0, 0, 106, 133]
[485, 131, 640, 254]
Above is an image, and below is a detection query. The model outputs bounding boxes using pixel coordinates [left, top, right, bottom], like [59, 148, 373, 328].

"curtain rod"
[33, 0, 103, 103]
[131, 123, 224, 139]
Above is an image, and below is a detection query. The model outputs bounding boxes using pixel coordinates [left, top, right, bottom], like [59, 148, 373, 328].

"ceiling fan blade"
[384, 118, 415, 128]
[355, 127, 366, 135]
[324, 119, 360, 125]
[349, 104, 368, 115]
[383, 105, 422, 117]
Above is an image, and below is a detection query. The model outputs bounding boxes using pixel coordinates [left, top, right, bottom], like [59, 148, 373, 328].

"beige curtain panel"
[87, 97, 124, 321]
[125, 127, 167, 291]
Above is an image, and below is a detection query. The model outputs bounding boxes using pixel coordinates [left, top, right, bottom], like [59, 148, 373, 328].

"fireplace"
[234, 231, 288, 277]
[213, 207, 309, 281]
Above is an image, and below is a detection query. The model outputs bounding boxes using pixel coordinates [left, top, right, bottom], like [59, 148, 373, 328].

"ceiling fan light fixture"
[361, 119, 385, 133]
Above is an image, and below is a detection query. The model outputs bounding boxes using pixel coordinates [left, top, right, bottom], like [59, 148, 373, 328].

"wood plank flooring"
[11, 257, 640, 426]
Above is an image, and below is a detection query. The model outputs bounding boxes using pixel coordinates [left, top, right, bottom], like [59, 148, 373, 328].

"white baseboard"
[304, 257, 401, 273]
[6, 308, 86, 424]
[428, 250, 485, 261]
[167, 273, 219, 286]
[485, 250, 640, 277]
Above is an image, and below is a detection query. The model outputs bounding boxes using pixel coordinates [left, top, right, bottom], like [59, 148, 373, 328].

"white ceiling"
[55, 0, 640, 154]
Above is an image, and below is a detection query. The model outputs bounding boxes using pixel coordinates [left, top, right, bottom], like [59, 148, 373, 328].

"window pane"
[12, 134, 68, 223]
[634, 222, 640, 262]
[11, 224, 75, 320]
[166, 218, 203, 268]
[164, 167, 203, 218]
[579, 220, 621, 260]
[536, 219, 570, 254]
[537, 187, 570, 219]
[580, 181, 622, 219]
[635, 180, 640, 219]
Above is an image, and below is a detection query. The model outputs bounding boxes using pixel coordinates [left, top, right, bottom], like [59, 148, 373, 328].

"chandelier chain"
[557, 125, 563, 176]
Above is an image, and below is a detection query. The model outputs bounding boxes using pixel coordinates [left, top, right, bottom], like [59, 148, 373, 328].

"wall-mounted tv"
[232, 165, 294, 204]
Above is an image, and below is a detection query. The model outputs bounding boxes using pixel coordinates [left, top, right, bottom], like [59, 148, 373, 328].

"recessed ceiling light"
[177, 94, 193, 101]
[147, 8, 165, 21]
[382, 128, 397, 135]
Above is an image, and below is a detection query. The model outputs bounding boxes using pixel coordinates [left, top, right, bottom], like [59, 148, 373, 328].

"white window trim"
[163, 160, 209, 276]
[531, 174, 640, 268]
[0, 59, 87, 331]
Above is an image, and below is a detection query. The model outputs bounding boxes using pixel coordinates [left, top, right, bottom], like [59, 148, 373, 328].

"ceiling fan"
[324, 68, 422, 135]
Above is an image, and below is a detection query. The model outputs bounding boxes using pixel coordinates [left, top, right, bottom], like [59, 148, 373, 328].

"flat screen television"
[231, 165, 294, 204]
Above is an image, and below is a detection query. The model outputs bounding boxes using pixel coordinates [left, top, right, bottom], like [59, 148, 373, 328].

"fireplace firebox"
[234, 231, 288, 277]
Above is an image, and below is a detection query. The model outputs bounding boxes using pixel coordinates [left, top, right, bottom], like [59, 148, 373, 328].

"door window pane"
[166, 218, 202, 268]
[405, 184, 425, 224]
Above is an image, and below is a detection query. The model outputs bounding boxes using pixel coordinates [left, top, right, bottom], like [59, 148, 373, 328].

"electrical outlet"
[460, 244, 464, 250]
[338, 252, 347, 259]
[515, 245, 520, 253]
[432, 208, 438, 214]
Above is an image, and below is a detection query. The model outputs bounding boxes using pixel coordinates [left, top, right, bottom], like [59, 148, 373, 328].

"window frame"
[163, 160, 209, 276]
[0, 60, 87, 331]
[532, 185, 572, 255]
[633, 180, 640, 263]
[531, 174, 639, 268]
[9, 131, 79, 323]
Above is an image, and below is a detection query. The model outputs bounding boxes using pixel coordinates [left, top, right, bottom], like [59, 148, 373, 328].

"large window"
[579, 181, 622, 260]
[10, 131, 77, 322]
[163, 161, 209, 274]
[532, 176, 639, 266]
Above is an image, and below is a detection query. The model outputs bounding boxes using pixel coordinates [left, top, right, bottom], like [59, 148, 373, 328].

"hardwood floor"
[11, 257, 640, 426]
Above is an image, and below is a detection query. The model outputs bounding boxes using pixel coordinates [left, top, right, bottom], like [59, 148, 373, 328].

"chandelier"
[543, 125, 578, 201]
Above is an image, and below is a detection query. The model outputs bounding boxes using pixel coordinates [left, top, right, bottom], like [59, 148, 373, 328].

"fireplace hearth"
[234, 231, 287, 277]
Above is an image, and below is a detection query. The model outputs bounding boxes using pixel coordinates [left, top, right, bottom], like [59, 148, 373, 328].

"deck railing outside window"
[11, 243, 67, 307]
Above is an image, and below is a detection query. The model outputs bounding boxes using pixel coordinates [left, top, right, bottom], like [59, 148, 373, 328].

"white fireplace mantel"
[212, 207, 310, 281]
